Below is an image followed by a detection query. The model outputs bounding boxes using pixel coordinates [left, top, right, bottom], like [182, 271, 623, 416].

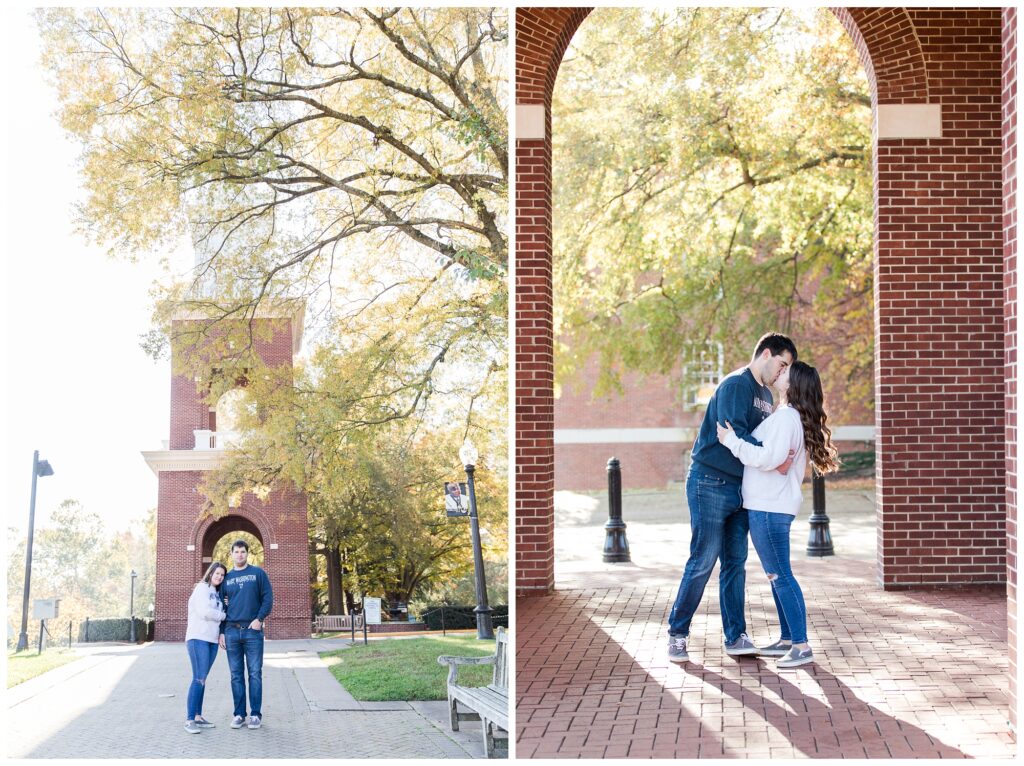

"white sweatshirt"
[722, 404, 807, 516]
[185, 583, 226, 643]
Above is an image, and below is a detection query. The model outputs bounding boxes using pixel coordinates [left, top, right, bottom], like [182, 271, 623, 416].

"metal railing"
[192, 429, 240, 450]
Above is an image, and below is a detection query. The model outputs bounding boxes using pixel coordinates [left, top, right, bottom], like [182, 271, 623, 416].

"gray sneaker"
[667, 635, 689, 663]
[757, 639, 793, 657]
[776, 646, 814, 668]
[230, 715, 246, 729]
[247, 715, 262, 730]
[194, 717, 215, 729]
[184, 720, 201, 734]
[724, 633, 759, 656]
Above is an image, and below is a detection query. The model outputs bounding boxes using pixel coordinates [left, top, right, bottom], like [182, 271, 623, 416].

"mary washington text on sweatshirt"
[690, 367, 773, 483]
[221, 565, 273, 628]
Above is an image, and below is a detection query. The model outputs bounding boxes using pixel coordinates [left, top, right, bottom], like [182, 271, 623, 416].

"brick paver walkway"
[7, 638, 486, 758]
[516, 489, 1015, 758]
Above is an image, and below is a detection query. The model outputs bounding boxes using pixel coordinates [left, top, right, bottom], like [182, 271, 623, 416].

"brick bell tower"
[142, 300, 311, 641]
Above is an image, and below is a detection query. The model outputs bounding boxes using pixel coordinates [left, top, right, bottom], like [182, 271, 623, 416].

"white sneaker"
[247, 715, 262, 730]
[230, 715, 246, 729]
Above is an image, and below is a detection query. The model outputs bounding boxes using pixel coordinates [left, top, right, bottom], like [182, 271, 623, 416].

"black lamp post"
[129, 570, 138, 642]
[460, 441, 494, 640]
[16, 451, 54, 653]
[806, 472, 835, 556]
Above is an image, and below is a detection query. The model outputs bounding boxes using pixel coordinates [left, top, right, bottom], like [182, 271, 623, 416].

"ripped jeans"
[747, 510, 808, 644]
[185, 639, 219, 720]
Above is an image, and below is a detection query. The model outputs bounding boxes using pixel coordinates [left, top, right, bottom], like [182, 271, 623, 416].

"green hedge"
[78, 617, 153, 643]
[421, 605, 508, 631]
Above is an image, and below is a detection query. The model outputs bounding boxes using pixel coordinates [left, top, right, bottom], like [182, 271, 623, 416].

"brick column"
[1002, 5, 1018, 735]
[515, 8, 592, 595]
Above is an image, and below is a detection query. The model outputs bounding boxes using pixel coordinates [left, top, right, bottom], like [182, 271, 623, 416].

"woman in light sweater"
[184, 562, 227, 733]
[717, 361, 839, 668]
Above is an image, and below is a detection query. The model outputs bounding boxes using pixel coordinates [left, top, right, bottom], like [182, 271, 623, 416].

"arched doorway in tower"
[549, 7, 875, 587]
[200, 514, 266, 569]
[207, 528, 265, 569]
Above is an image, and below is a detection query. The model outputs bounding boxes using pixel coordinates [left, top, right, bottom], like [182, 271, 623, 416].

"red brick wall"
[554, 355, 875, 492]
[1002, 5, 1017, 734]
[517, 7, 1011, 595]
[156, 316, 311, 640]
[557, 444, 689, 491]
[862, 8, 1005, 588]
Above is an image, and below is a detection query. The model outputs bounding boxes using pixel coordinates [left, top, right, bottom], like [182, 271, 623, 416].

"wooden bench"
[313, 614, 363, 633]
[437, 627, 509, 758]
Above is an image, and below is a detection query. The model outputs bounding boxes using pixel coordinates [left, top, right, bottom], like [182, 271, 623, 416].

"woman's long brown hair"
[786, 362, 841, 475]
[199, 561, 227, 592]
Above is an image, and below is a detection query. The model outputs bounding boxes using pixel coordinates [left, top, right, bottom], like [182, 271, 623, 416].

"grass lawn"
[320, 635, 495, 701]
[7, 648, 81, 688]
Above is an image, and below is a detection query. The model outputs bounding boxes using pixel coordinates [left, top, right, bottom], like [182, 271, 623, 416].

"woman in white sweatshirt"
[184, 562, 227, 733]
[716, 361, 839, 668]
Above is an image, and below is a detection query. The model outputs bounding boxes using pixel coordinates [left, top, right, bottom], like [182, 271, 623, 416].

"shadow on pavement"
[686, 661, 968, 758]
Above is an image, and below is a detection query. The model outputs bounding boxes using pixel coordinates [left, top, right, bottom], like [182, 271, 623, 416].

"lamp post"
[16, 451, 54, 652]
[129, 570, 138, 642]
[460, 440, 494, 640]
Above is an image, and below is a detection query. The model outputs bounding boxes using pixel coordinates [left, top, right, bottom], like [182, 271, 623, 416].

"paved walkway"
[7, 637, 488, 758]
[516, 487, 1015, 758]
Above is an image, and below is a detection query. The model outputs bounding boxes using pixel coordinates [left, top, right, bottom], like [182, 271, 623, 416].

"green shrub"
[420, 605, 508, 631]
[77, 617, 152, 643]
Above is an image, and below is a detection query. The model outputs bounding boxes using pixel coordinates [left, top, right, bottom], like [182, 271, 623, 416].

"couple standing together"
[183, 540, 274, 733]
[667, 332, 839, 668]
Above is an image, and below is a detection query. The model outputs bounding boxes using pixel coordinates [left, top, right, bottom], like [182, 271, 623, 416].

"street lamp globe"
[459, 440, 479, 467]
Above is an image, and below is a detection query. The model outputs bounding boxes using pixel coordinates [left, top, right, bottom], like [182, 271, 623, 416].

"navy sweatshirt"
[220, 565, 273, 630]
[690, 367, 774, 483]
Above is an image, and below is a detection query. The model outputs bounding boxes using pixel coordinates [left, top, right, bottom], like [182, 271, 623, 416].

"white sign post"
[364, 597, 382, 625]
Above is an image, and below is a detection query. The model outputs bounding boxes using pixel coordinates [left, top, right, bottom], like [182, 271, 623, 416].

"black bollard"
[806, 471, 835, 556]
[603, 458, 631, 562]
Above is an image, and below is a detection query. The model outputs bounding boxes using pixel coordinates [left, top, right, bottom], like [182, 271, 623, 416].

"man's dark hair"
[231, 539, 250, 553]
[753, 332, 797, 362]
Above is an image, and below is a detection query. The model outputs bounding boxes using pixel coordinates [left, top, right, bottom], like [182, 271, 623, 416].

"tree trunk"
[325, 545, 344, 615]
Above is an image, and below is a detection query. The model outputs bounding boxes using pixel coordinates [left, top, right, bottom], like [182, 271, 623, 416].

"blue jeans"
[748, 511, 808, 644]
[224, 625, 264, 717]
[667, 468, 748, 643]
[185, 639, 218, 720]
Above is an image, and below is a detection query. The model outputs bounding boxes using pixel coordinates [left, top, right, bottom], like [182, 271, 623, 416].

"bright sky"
[3, 8, 193, 538]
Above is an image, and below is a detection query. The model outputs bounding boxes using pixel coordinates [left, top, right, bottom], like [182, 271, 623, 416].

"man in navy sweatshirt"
[218, 539, 273, 729]
[667, 332, 797, 662]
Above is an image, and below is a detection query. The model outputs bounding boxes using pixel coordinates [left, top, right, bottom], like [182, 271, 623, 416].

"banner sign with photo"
[444, 481, 470, 517]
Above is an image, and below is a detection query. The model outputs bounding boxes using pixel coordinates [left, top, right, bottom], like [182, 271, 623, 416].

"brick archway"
[195, 512, 271, 561]
[515, 2, 1016, 723]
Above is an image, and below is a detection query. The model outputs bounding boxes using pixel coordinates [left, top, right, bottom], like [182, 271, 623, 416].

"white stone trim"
[516, 104, 545, 140]
[876, 104, 942, 139]
[141, 450, 226, 475]
[554, 425, 875, 444]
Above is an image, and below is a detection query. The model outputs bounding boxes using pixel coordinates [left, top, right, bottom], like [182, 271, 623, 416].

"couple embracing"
[183, 540, 273, 733]
[667, 332, 839, 668]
